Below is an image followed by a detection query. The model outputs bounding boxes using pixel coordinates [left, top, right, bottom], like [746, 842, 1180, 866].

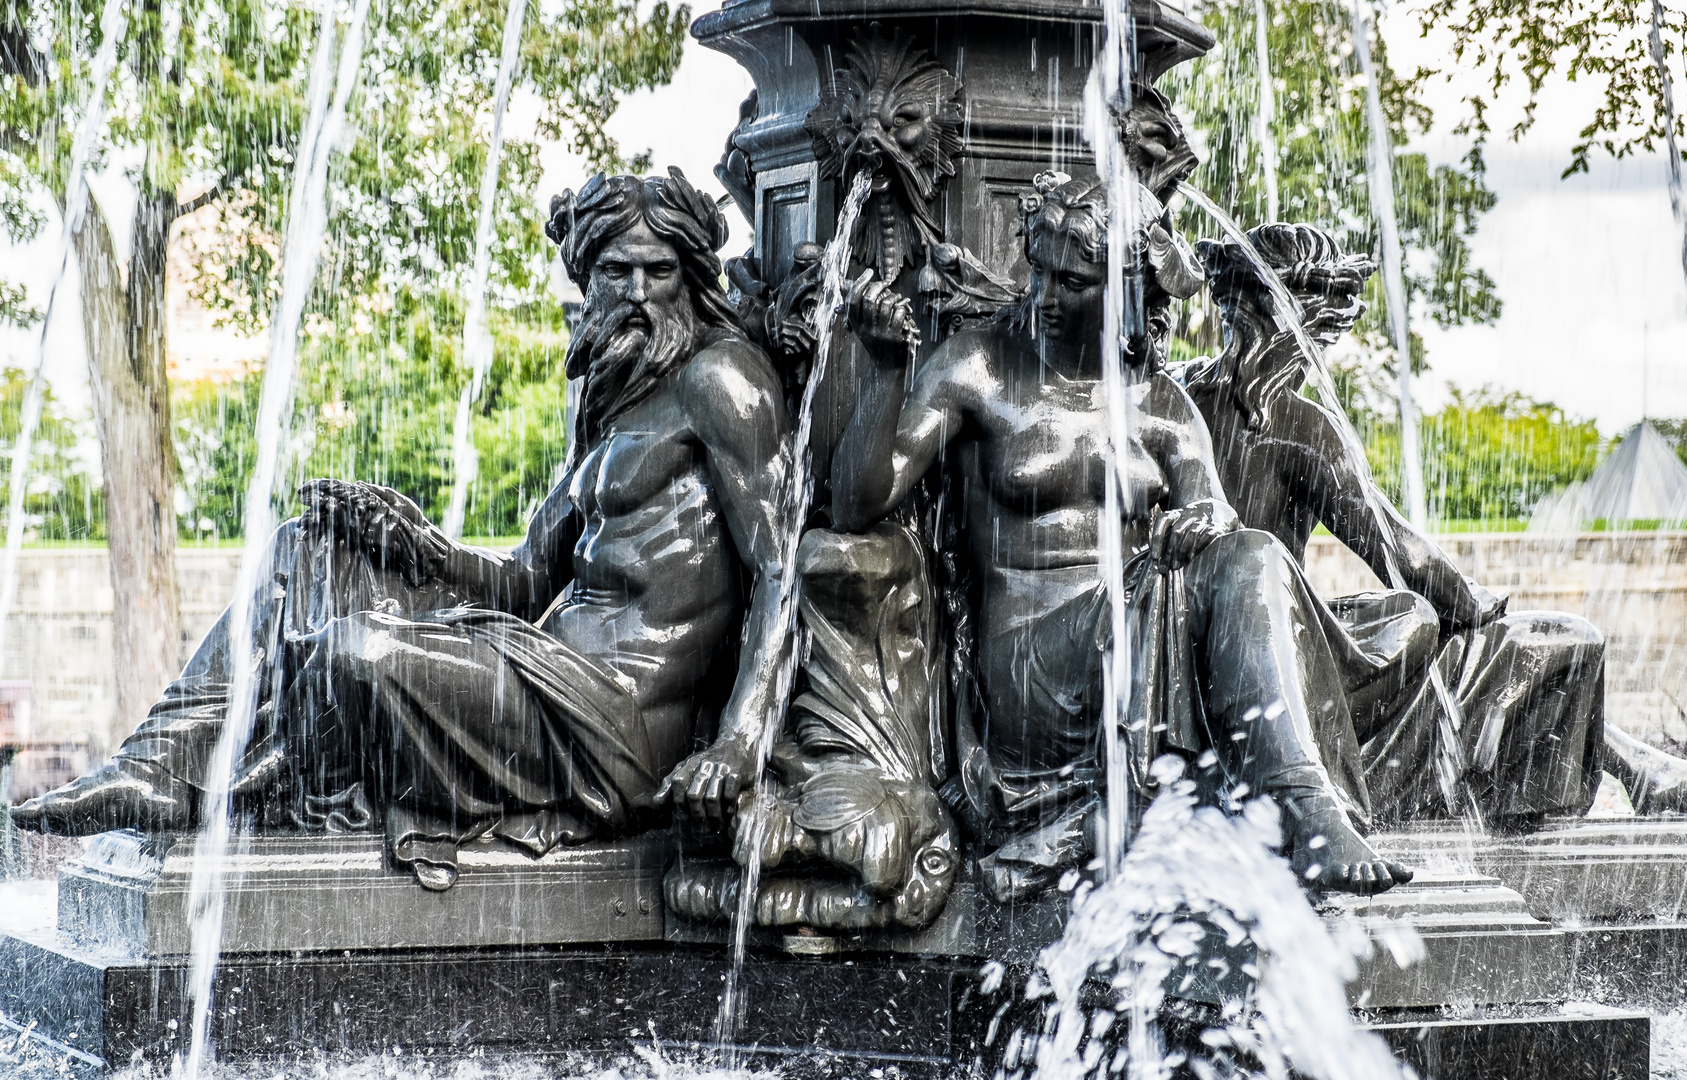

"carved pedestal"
[57, 830, 667, 956]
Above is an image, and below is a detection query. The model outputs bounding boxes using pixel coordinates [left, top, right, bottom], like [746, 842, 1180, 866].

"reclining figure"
[13, 169, 794, 889]
[1185, 223, 1622, 828]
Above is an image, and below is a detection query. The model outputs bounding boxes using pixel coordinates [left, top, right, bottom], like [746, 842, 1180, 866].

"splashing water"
[711, 167, 875, 1057]
[1017, 763, 1406, 1080]
[178, 0, 373, 1073]
[1350, 0, 1427, 533]
[1648, 0, 1687, 304]
[1177, 183, 1481, 830]
[442, 0, 529, 539]
[0, 0, 128, 670]
[1083, 0, 1144, 877]
[1251, 0, 1281, 222]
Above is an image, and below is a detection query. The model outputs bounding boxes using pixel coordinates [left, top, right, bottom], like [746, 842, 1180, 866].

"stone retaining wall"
[7, 534, 1685, 750]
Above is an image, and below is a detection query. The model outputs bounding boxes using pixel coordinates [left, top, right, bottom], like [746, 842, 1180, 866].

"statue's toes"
[7, 797, 47, 831]
[1384, 861, 1415, 887]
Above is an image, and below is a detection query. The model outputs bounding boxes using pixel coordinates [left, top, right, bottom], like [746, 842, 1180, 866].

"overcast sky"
[3, 1, 1682, 437]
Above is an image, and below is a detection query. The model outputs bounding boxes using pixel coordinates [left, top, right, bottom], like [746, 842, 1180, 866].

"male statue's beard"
[567, 294, 704, 446]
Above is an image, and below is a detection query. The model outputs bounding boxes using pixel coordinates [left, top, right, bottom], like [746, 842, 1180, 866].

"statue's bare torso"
[496, 338, 787, 776]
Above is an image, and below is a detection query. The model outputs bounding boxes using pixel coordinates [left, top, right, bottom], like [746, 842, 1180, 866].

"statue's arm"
[297, 477, 576, 619]
[441, 477, 583, 622]
[831, 331, 980, 532]
[1288, 396, 1504, 627]
[658, 339, 794, 827]
[1145, 374, 1239, 565]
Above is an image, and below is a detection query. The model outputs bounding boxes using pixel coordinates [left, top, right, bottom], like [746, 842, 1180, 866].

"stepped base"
[0, 920, 1648, 1079]
[57, 830, 667, 955]
[1373, 817, 1687, 923]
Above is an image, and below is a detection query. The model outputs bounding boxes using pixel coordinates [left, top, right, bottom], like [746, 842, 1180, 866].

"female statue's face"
[1026, 228, 1105, 347]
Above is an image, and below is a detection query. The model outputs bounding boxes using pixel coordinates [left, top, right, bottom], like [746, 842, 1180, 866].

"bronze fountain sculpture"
[3, 3, 1684, 1072]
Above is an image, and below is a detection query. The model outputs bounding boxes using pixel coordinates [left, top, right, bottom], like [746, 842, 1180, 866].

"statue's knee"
[1194, 527, 1292, 589]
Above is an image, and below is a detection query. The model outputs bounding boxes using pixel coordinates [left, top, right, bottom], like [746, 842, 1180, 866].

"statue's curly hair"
[1190, 223, 1377, 426]
[546, 168, 745, 335]
[1200, 222, 1376, 311]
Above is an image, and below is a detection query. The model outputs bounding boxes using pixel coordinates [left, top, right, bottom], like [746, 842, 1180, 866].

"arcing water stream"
[0, 0, 128, 679]
[1084, 0, 1145, 880]
[1350, 0, 1428, 534]
[442, 0, 530, 540]
[1251, 0, 1281, 223]
[179, 0, 374, 1072]
[710, 167, 875, 1059]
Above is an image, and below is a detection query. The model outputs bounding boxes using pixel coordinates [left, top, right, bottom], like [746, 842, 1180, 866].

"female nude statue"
[829, 173, 1413, 900]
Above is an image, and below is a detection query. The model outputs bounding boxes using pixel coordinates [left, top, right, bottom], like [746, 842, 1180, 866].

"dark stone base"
[1567, 921, 1687, 1007]
[1366, 1008, 1651, 1080]
[0, 926, 1651, 1079]
[0, 927, 992, 1073]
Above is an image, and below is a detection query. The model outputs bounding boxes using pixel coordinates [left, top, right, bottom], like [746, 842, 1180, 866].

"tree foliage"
[0, 368, 102, 541]
[1167, 0, 1502, 363]
[1360, 385, 1605, 524]
[1417, 0, 1687, 177]
[175, 288, 569, 540]
[182, 0, 688, 336]
[0, 0, 688, 543]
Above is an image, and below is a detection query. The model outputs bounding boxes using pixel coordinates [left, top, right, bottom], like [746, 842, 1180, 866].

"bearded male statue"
[13, 169, 794, 891]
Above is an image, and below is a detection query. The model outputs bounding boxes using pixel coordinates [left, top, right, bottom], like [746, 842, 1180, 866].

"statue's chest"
[977, 387, 1165, 511]
[571, 429, 700, 518]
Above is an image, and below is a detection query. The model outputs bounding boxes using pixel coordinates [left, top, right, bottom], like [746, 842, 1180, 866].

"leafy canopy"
[1167, 0, 1502, 365]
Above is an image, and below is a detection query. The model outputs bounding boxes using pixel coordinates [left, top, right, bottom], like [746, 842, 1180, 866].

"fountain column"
[693, 0, 1214, 291]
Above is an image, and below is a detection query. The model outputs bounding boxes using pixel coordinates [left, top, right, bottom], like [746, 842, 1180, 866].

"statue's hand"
[845, 271, 920, 354]
[656, 731, 759, 833]
[299, 479, 453, 587]
[1149, 499, 1238, 571]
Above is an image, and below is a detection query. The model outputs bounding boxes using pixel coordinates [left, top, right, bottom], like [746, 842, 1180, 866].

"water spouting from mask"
[1085, 0, 1145, 878]
[0, 0, 128, 674]
[711, 167, 875, 1060]
[178, 0, 372, 1072]
[442, 0, 529, 540]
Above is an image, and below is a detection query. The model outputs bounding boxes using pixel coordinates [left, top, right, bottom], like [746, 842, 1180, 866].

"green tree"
[1360, 385, 1604, 526]
[0, 0, 685, 738]
[0, 367, 103, 542]
[176, 288, 570, 541]
[1417, 0, 1686, 177]
[1167, 0, 1503, 364]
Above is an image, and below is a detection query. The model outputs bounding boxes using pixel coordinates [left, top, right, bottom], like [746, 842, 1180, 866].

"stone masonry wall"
[6, 533, 1686, 752]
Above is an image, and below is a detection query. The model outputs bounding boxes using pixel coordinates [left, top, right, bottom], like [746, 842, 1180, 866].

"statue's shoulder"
[926, 323, 1010, 387]
[680, 329, 789, 428]
[1145, 367, 1201, 421]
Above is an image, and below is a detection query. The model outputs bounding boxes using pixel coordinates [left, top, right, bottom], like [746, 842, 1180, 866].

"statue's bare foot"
[9, 763, 195, 836]
[1282, 798, 1413, 897]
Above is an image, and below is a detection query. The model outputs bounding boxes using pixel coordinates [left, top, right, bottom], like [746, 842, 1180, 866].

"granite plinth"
[58, 830, 668, 955]
[0, 919, 990, 1072]
[1321, 869, 1568, 1009]
[0, 916, 1650, 1079]
[1373, 818, 1687, 922]
[1366, 1007, 1650, 1080]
